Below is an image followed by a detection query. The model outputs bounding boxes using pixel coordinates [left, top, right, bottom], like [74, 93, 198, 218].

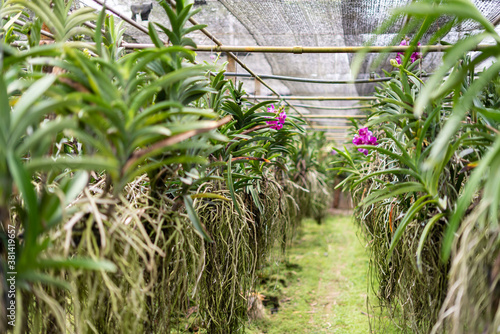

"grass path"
[248, 214, 398, 334]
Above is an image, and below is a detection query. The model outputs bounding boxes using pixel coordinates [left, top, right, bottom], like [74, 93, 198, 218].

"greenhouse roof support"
[300, 115, 367, 119]
[227, 72, 472, 84]
[227, 73, 393, 84]
[120, 43, 491, 53]
[305, 126, 351, 129]
[291, 104, 371, 110]
[246, 96, 375, 101]
[191, 44, 491, 54]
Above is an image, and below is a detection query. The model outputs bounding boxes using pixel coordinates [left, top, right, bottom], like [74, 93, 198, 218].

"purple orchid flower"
[358, 148, 369, 156]
[265, 105, 287, 130]
[352, 135, 364, 145]
[392, 39, 422, 66]
[352, 127, 378, 156]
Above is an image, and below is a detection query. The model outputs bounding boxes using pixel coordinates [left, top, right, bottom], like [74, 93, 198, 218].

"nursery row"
[0, 0, 335, 332]
[334, 1, 500, 333]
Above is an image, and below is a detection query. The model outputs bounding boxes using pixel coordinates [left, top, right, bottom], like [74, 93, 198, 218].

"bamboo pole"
[246, 95, 376, 101]
[304, 126, 351, 129]
[292, 104, 371, 110]
[229, 72, 479, 84]
[119, 43, 491, 53]
[190, 44, 490, 53]
[229, 72, 393, 84]
[299, 115, 367, 119]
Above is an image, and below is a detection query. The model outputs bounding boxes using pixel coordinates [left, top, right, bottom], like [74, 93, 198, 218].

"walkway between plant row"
[247, 213, 398, 334]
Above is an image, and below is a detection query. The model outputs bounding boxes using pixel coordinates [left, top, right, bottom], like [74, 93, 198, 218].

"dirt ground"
[247, 214, 398, 334]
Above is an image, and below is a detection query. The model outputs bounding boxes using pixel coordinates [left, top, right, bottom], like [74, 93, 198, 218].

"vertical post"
[254, 78, 261, 96]
[227, 55, 236, 83]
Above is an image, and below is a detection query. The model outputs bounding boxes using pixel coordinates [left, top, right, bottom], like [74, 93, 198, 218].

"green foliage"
[338, 0, 500, 331]
[1, 0, 96, 42]
[290, 132, 335, 224]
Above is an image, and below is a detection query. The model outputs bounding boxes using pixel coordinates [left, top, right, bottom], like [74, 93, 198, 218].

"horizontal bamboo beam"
[292, 104, 371, 110]
[120, 44, 491, 54]
[305, 126, 351, 129]
[246, 95, 376, 101]
[299, 115, 367, 119]
[191, 44, 490, 54]
[229, 72, 469, 84]
[228, 72, 392, 84]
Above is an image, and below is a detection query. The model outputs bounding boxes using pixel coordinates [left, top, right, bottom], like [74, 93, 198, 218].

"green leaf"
[227, 154, 243, 217]
[442, 137, 500, 262]
[37, 257, 117, 272]
[148, 21, 164, 48]
[183, 195, 213, 242]
[427, 60, 500, 168]
[20, 272, 70, 290]
[16, 117, 78, 156]
[393, 1, 497, 35]
[63, 171, 89, 206]
[417, 213, 445, 273]
[358, 145, 417, 172]
[352, 168, 422, 188]
[360, 182, 426, 207]
[387, 196, 435, 261]
[191, 193, 230, 201]
[414, 33, 489, 117]
[26, 157, 118, 174]
[7, 150, 41, 250]
[0, 71, 10, 148]
[10, 75, 57, 132]
[94, 2, 106, 58]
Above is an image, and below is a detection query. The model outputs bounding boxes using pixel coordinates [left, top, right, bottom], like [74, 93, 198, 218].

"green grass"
[247, 214, 399, 334]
